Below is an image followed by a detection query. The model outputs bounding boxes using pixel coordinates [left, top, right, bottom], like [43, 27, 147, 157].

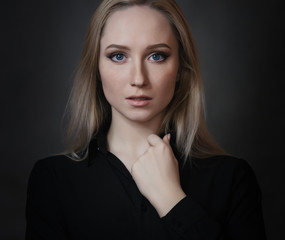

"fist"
[131, 134, 186, 217]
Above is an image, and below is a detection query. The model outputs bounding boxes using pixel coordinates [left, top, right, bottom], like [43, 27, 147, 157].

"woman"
[25, 0, 266, 239]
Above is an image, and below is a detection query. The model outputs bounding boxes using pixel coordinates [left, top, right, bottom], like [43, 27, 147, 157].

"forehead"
[100, 5, 177, 47]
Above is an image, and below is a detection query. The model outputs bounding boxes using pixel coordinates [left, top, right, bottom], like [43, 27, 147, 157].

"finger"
[162, 133, 171, 145]
[147, 134, 164, 147]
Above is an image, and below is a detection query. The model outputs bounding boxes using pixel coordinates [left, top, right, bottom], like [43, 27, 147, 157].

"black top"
[25, 132, 266, 240]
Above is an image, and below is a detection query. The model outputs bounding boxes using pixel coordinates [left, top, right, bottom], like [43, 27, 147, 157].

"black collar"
[87, 126, 184, 169]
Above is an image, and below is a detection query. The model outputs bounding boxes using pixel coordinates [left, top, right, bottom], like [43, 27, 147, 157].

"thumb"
[162, 133, 171, 144]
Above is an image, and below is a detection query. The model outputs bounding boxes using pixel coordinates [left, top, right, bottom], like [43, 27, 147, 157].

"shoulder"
[181, 155, 262, 210]
[199, 155, 257, 180]
[34, 154, 89, 168]
[191, 155, 255, 174]
[195, 155, 260, 193]
[182, 155, 260, 191]
[29, 154, 89, 181]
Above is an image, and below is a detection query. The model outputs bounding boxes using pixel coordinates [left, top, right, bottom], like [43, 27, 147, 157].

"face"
[99, 5, 179, 127]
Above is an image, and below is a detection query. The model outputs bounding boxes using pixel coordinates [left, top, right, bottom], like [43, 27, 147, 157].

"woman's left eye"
[149, 53, 168, 62]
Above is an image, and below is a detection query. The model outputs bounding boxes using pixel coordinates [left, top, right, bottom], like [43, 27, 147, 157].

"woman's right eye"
[108, 53, 126, 62]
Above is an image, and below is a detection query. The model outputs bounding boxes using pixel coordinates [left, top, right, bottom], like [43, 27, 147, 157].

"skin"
[99, 5, 186, 217]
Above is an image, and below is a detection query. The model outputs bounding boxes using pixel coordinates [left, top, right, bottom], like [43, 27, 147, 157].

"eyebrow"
[105, 43, 171, 50]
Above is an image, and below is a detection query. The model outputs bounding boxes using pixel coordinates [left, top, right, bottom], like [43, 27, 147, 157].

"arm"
[161, 160, 266, 239]
[224, 160, 266, 239]
[161, 196, 222, 239]
[131, 135, 266, 239]
[131, 134, 222, 239]
[25, 160, 67, 240]
[131, 134, 186, 217]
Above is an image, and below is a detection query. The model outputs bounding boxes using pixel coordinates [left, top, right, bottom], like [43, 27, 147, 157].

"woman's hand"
[131, 134, 186, 217]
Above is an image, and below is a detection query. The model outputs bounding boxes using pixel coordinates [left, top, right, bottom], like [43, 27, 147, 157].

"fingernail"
[168, 133, 171, 141]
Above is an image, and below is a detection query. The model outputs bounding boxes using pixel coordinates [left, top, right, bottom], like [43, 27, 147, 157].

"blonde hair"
[65, 0, 225, 162]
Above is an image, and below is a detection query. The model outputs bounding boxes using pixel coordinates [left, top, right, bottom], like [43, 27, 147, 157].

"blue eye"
[149, 53, 168, 62]
[109, 53, 126, 62]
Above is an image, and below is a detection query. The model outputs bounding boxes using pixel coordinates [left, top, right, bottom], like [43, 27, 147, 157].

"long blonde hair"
[65, 0, 225, 162]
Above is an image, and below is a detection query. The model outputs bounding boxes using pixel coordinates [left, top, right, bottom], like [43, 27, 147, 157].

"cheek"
[164, 80, 176, 103]
[99, 64, 119, 97]
[158, 67, 178, 97]
[163, 73, 178, 106]
[101, 77, 117, 102]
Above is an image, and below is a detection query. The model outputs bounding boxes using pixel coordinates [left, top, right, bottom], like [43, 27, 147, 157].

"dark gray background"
[1, 0, 284, 239]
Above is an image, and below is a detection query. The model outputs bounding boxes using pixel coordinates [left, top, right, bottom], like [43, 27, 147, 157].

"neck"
[107, 114, 163, 160]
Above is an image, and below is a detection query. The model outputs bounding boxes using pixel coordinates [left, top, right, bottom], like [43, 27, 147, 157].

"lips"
[126, 96, 152, 100]
[126, 95, 152, 107]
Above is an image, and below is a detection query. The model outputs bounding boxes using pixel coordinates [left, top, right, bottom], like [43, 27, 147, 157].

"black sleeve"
[224, 160, 266, 239]
[25, 160, 67, 240]
[161, 196, 222, 239]
[161, 160, 266, 240]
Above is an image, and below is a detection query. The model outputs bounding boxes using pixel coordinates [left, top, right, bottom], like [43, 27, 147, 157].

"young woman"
[25, 0, 267, 239]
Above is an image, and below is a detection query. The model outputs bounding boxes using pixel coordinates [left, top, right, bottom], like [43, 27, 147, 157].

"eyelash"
[108, 53, 126, 62]
[107, 52, 169, 63]
[149, 52, 169, 62]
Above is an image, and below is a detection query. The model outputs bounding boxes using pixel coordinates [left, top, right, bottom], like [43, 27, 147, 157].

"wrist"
[150, 187, 186, 217]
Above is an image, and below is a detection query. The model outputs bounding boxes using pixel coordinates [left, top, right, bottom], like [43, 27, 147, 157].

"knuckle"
[131, 161, 139, 172]
[160, 144, 168, 152]
[147, 134, 155, 141]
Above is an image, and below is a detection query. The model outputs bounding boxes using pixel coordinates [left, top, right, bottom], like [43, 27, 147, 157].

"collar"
[87, 126, 182, 168]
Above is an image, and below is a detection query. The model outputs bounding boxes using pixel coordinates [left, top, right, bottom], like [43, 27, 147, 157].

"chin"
[126, 111, 163, 124]
[112, 106, 165, 125]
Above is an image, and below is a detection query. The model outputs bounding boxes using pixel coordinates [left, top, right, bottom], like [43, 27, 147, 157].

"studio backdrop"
[1, 0, 284, 239]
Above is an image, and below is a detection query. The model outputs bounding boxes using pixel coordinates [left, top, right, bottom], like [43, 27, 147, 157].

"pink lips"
[126, 95, 152, 107]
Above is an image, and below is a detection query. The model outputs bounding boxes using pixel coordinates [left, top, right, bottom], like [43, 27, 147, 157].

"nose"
[130, 60, 148, 87]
